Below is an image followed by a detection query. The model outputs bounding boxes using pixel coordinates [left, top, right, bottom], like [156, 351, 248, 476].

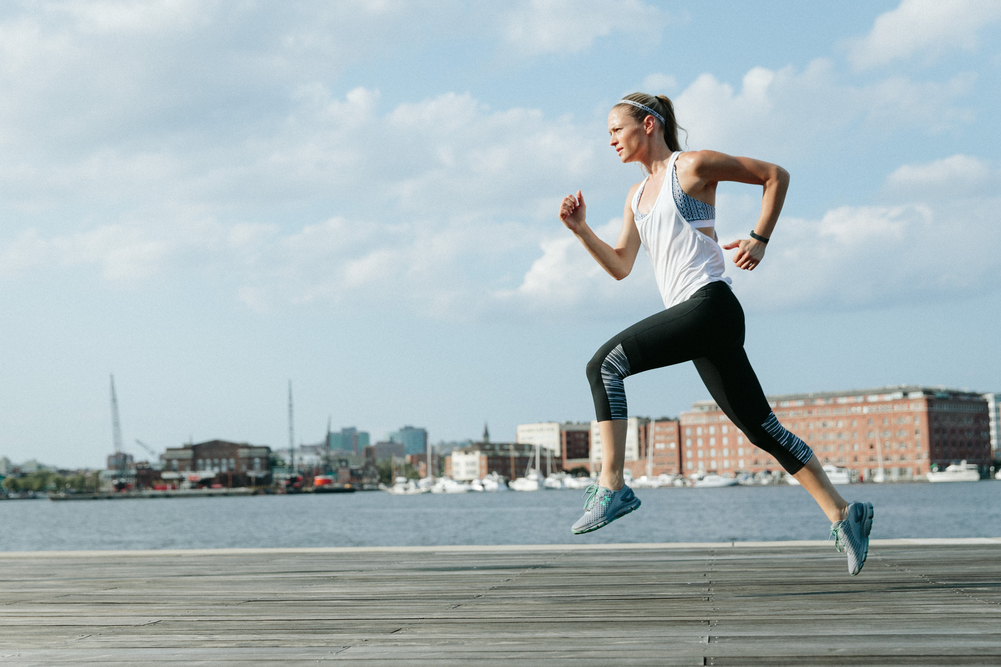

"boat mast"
[288, 380, 295, 475]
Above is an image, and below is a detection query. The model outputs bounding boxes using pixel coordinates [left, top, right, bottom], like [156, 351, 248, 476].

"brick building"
[445, 442, 543, 481]
[679, 386, 992, 480]
[516, 422, 591, 472]
[161, 440, 271, 487]
[561, 427, 591, 472]
[585, 418, 681, 478]
[647, 418, 683, 476]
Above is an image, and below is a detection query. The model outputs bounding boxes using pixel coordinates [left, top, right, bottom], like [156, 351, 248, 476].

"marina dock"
[2, 539, 1000, 665]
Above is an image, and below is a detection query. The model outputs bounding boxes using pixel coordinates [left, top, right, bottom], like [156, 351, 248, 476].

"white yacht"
[480, 472, 509, 492]
[543, 474, 567, 490]
[564, 475, 594, 490]
[630, 475, 661, 489]
[386, 477, 426, 495]
[509, 469, 544, 492]
[823, 465, 853, 485]
[693, 473, 739, 488]
[788, 464, 853, 486]
[927, 461, 980, 483]
[430, 477, 471, 494]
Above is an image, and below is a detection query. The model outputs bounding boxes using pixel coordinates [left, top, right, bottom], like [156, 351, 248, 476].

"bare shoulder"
[682, 149, 734, 174]
[684, 150, 785, 186]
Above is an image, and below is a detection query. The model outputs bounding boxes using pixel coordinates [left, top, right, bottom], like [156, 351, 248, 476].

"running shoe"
[830, 501, 874, 576]
[571, 484, 641, 534]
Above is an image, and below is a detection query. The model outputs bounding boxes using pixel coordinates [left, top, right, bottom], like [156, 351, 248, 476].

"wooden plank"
[0, 541, 999, 664]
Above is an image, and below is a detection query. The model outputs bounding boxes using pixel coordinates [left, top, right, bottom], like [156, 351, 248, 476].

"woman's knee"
[585, 351, 604, 388]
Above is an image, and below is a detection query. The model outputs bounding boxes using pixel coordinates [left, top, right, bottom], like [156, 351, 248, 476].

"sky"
[1, 0, 999, 469]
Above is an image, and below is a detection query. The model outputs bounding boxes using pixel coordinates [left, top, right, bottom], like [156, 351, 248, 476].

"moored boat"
[927, 461, 980, 483]
[693, 473, 739, 488]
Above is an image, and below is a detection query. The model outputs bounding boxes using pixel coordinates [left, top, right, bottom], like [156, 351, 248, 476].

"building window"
[722, 425, 729, 434]
[229, 458, 236, 471]
[698, 449, 704, 458]
[253, 458, 261, 471]
[710, 437, 716, 446]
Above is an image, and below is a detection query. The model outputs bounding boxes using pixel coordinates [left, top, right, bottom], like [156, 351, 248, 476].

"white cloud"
[727, 155, 1001, 311]
[885, 154, 994, 195]
[502, 0, 668, 57]
[498, 218, 658, 316]
[849, 0, 1001, 70]
[0, 222, 194, 282]
[674, 59, 975, 159]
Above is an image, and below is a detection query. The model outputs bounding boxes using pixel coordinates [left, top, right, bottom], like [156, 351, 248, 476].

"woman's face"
[608, 107, 647, 163]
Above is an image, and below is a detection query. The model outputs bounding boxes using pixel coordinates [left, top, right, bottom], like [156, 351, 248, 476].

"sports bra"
[633, 159, 715, 229]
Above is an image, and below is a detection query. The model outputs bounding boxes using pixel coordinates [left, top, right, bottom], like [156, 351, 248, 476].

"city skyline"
[2, 1, 1000, 468]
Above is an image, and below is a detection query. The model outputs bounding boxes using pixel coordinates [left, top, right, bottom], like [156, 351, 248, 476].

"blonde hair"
[614, 92, 684, 152]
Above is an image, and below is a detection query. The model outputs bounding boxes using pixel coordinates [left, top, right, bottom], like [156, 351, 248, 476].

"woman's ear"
[644, 115, 658, 135]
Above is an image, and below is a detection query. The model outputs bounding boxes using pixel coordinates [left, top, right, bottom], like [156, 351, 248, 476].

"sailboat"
[510, 443, 545, 491]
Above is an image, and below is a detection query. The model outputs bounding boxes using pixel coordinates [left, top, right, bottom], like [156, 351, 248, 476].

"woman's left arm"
[691, 150, 789, 271]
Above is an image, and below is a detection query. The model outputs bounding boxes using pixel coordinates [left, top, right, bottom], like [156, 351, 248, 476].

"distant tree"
[2, 476, 20, 493]
[375, 458, 393, 485]
[66, 474, 89, 492]
[567, 466, 591, 478]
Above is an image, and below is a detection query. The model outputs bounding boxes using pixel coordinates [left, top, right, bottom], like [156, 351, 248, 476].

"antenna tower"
[110, 375, 123, 454]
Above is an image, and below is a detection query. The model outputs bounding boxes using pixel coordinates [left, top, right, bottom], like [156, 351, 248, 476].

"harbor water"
[1, 482, 999, 552]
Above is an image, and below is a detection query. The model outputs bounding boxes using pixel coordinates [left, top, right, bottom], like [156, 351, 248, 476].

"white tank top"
[631, 151, 731, 309]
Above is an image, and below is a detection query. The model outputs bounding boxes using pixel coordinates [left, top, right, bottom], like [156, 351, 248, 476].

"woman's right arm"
[559, 188, 642, 281]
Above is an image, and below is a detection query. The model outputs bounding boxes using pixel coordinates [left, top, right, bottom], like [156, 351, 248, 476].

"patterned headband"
[617, 99, 665, 124]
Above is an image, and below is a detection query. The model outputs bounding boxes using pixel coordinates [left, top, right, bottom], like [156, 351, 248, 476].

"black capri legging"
[586, 281, 814, 474]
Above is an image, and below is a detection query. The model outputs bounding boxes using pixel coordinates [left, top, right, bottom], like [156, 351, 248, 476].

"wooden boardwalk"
[1, 539, 1000, 666]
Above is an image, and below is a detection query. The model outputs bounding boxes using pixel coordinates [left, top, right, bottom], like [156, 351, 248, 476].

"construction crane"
[134, 439, 158, 459]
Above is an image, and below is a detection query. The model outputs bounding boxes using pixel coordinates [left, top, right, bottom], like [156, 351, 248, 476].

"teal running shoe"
[830, 501, 874, 576]
[571, 484, 641, 534]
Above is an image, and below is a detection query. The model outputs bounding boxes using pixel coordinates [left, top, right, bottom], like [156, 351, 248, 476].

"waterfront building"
[106, 451, 134, 472]
[373, 441, 405, 460]
[328, 427, 370, 454]
[0, 457, 10, 476]
[161, 440, 271, 486]
[985, 393, 1000, 460]
[517, 422, 591, 471]
[680, 386, 992, 480]
[590, 417, 650, 478]
[444, 442, 541, 481]
[390, 426, 428, 456]
[647, 418, 683, 476]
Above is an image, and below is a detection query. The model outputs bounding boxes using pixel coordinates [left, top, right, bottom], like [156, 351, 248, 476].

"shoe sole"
[571, 498, 641, 535]
[851, 502, 875, 576]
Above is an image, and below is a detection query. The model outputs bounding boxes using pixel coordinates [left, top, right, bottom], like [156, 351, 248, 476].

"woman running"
[558, 92, 874, 576]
